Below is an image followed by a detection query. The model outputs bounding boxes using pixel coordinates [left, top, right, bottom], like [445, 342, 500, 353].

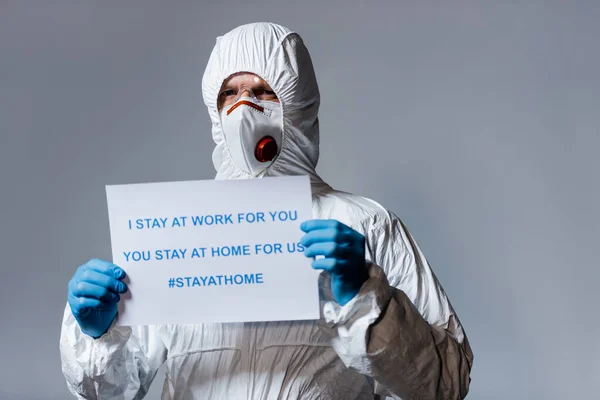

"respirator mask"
[219, 87, 282, 176]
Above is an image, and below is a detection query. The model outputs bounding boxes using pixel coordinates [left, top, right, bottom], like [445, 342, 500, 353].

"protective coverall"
[60, 22, 473, 400]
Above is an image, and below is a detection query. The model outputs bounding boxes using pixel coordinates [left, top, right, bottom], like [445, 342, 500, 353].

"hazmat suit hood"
[202, 22, 328, 189]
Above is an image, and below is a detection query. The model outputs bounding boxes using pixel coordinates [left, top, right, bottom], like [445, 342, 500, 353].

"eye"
[219, 89, 236, 98]
[256, 88, 278, 100]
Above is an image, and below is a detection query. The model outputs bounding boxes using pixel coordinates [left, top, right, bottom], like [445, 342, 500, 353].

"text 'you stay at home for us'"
[123, 210, 305, 263]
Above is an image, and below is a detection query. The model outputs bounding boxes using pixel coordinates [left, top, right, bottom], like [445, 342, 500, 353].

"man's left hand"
[300, 219, 370, 306]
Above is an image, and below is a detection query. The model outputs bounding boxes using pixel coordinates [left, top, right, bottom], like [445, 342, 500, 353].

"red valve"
[255, 136, 278, 162]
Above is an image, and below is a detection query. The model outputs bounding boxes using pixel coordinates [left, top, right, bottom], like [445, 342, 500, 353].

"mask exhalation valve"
[254, 136, 278, 162]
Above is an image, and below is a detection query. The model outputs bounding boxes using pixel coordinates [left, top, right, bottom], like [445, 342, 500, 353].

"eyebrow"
[221, 82, 270, 91]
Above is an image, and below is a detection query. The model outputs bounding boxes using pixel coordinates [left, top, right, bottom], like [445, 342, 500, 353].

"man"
[60, 22, 473, 399]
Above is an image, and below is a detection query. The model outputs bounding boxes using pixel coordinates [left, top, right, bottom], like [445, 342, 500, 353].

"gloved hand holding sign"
[67, 258, 129, 339]
[300, 220, 370, 306]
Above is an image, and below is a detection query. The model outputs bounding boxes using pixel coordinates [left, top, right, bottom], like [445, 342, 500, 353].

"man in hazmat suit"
[60, 22, 473, 399]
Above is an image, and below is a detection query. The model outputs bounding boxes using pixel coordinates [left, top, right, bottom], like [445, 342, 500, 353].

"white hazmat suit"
[60, 22, 473, 400]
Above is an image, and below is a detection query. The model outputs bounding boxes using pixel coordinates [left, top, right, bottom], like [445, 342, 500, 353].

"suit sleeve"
[59, 304, 167, 400]
[323, 214, 473, 400]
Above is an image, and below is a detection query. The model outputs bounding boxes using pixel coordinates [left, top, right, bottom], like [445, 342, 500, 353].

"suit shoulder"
[314, 189, 398, 229]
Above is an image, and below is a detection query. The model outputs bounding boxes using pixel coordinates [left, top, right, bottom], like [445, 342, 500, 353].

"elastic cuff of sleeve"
[88, 319, 133, 376]
[92, 316, 132, 344]
[63, 306, 132, 373]
[323, 262, 392, 328]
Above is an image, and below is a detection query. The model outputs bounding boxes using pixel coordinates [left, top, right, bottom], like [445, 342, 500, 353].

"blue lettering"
[255, 243, 283, 255]
[133, 218, 170, 229]
[237, 212, 266, 224]
[156, 249, 187, 260]
[124, 251, 131, 261]
[211, 246, 249, 257]
[192, 214, 233, 226]
[172, 274, 264, 286]
[175, 248, 186, 259]
[127, 251, 150, 262]
[191, 248, 206, 258]
[286, 242, 305, 253]
[268, 210, 298, 222]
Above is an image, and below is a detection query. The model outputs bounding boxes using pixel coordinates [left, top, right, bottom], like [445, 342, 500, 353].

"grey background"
[0, 1, 598, 399]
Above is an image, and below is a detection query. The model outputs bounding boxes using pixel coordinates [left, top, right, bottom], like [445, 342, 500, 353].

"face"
[218, 72, 279, 111]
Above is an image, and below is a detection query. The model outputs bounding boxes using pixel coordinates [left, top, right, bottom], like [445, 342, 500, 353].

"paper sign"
[105, 175, 318, 326]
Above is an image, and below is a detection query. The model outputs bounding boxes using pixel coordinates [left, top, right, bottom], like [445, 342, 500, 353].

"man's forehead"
[222, 72, 266, 87]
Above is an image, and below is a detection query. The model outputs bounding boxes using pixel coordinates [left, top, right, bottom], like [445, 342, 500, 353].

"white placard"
[105, 175, 318, 326]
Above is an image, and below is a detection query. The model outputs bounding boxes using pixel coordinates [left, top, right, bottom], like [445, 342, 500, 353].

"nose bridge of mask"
[220, 99, 282, 176]
[226, 97, 272, 118]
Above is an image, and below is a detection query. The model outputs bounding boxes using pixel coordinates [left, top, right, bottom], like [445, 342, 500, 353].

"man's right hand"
[67, 259, 128, 339]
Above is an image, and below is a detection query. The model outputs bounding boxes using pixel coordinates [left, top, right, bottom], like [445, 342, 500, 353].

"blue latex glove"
[300, 220, 370, 306]
[67, 258, 128, 339]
